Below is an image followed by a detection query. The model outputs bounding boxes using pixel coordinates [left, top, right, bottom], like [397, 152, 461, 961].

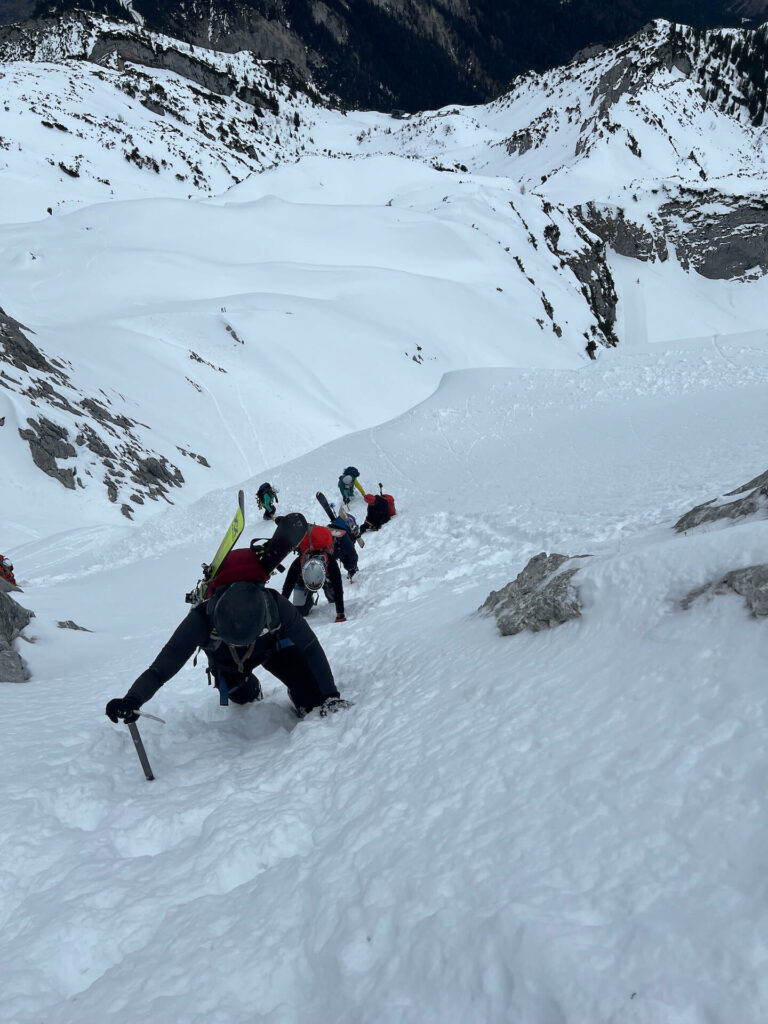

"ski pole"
[127, 721, 155, 781]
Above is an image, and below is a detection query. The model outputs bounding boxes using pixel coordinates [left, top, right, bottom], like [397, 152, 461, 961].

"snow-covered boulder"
[681, 564, 768, 618]
[480, 551, 586, 636]
[0, 591, 34, 682]
[674, 468, 768, 532]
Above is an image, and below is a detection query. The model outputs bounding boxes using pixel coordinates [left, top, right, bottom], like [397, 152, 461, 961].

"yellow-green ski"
[184, 490, 245, 605]
[207, 489, 245, 583]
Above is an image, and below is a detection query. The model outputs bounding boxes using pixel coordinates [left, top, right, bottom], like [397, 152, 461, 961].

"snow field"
[4, 332, 768, 1021]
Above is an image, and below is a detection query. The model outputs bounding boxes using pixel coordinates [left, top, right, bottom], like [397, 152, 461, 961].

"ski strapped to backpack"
[316, 491, 365, 547]
[186, 490, 245, 605]
[206, 512, 310, 595]
[186, 495, 308, 606]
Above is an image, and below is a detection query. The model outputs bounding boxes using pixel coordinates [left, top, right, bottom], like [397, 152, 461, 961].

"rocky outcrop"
[674, 468, 768, 532]
[580, 189, 768, 281]
[0, 590, 33, 682]
[1, 306, 194, 515]
[0, 308, 58, 374]
[664, 192, 768, 279]
[18, 416, 77, 489]
[577, 190, 768, 282]
[557, 221, 620, 347]
[676, 473, 768, 615]
[480, 552, 586, 636]
[681, 564, 768, 617]
[575, 203, 669, 265]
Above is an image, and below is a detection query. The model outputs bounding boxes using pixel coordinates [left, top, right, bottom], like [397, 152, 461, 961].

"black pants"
[263, 641, 339, 715]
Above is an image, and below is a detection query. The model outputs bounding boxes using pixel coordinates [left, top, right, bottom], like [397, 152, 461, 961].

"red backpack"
[374, 485, 396, 517]
[207, 547, 269, 595]
[381, 493, 396, 517]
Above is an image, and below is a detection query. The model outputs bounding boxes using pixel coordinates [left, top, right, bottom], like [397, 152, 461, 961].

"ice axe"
[126, 710, 165, 782]
[126, 721, 155, 781]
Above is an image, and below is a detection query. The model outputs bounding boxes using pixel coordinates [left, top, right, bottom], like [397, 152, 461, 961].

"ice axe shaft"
[127, 721, 155, 781]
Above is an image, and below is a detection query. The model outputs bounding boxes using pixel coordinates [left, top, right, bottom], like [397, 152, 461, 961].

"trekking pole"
[127, 720, 155, 781]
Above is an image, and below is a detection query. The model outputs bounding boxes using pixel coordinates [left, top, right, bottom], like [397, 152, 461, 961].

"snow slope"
[4, 329, 768, 1023]
[0, 153, 601, 543]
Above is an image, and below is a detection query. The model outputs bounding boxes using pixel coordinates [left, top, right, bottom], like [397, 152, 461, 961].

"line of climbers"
[105, 466, 397, 725]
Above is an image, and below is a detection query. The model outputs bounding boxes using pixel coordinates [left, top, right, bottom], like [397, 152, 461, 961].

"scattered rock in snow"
[674, 468, 768, 532]
[0, 591, 34, 683]
[480, 552, 587, 636]
[57, 620, 92, 632]
[18, 415, 78, 489]
[2, 306, 189, 510]
[681, 564, 768, 618]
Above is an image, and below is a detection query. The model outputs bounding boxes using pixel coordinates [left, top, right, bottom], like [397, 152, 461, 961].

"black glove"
[105, 696, 141, 724]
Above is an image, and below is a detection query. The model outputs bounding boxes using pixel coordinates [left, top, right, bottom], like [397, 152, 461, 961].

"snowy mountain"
[3, 0, 768, 109]
[2, 16, 767, 525]
[1, 13, 768, 1023]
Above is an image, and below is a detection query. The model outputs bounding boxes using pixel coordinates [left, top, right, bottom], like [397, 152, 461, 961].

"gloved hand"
[335, 613, 346, 623]
[105, 696, 141, 724]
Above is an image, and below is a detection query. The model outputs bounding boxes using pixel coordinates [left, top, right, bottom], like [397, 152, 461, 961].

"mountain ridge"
[3, 0, 768, 110]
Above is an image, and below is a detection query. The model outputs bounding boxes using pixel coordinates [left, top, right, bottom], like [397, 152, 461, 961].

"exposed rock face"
[674, 468, 768, 532]
[665, 193, 768, 279]
[18, 416, 78, 489]
[575, 203, 669, 265]
[480, 552, 585, 636]
[0, 590, 33, 683]
[546, 216, 620, 347]
[1, 306, 190, 516]
[681, 564, 768, 617]
[0, 308, 56, 373]
[578, 191, 768, 281]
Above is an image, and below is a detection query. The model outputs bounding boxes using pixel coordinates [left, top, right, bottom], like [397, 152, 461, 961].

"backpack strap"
[199, 590, 282, 705]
